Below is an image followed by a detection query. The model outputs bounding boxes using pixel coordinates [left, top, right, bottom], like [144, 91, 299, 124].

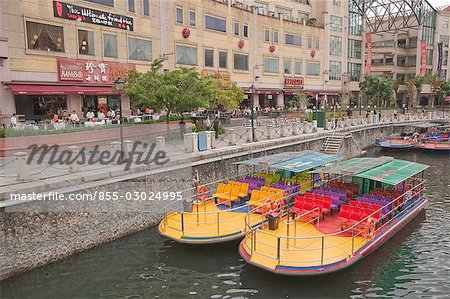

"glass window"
[255, 2, 268, 15]
[409, 37, 417, 48]
[348, 63, 361, 81]
[298, 11, 309, 21]
[85, 0, 114, 7]
[329, 61, 341, 80]
[234, 21, 240, 36]
[273, 30, 278, 43]
[128, 0, 135, 12]
[205, 48, 214, 67]
[442, 18, 449, 28]
[348, 39, 362, 59]
[26, 21, 64, 52]
[333, 0, 341, 6]
[189, 10, 196, 26]
[443, 50, 448, 65]
[275, 6, 291, 19]
[330, 35, 342, 56]
[284, 59, 292, 74]
[426, 49, 433, 65]
[78, 30, 94, 56]
[243, 23, 249, 38]
[285, 34, 301, 46]
[233, 53, 249, 71]
[307, 36, 312, 49]
[103, 34, 117, 58]
[440, 35, 449, 47]
[293, 0, 310, 4]
[306, 61, 320, 76]
[176, 7, 183, 24]
[205, 15, 226, 32]
[348, 0, 362, 36]
[264, 28, 270, 42]
[330, 15, 343, 32]
[264, 57, 279, 73]
[219, 51, 227, 68]
[315, 37, 320, 49]
[143, 0, 150, 16]
[294, 60, 302, 75]
[176, 45, 197, 65]
[128, 38, 152, 61]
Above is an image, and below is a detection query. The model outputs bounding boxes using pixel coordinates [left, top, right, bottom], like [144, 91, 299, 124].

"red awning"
[243, 87, 282, 94]
[303, 90, 342, 97]
[283, 89, 305, 95]
[5, 83, 119, 95]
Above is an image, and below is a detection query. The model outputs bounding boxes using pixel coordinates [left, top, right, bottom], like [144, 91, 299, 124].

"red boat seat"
[338, 205, 352, 224]
[347, 207, 363, 226]
[350, 200, 360, 207]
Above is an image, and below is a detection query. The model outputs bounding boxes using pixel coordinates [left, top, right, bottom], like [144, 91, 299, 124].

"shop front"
[283, 77, 304, 107]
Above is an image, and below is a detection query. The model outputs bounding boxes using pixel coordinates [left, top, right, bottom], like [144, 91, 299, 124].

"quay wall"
[0, 123, 415, 280]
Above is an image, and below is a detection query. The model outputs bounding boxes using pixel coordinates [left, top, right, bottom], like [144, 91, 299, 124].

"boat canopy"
[356, 159, 429, 186]
[270, 151, 340, 173]
[311, 156, 393, 175]
[234, 151, 304, 167]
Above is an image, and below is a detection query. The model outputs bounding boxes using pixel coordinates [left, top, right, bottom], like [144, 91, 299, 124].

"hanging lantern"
[310, 50, 316, 58]
[269, 44, 276, 53]
[238, 39, 245, 49]
[182, 27, 191, 38]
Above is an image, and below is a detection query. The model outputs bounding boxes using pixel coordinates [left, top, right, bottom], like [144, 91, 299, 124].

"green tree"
[427, 74, 445, 108]
[359, 75, 394, 107]
[289, 93, 309, 119]
[407, 75, 424, 107]
[392, 79, 401, 106]
[206, 77, 244, 110]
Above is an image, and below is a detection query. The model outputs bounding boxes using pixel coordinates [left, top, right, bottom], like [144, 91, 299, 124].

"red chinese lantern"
[182, 27, 190, 38]
[269, 44, 276, 53]
[310, 50, 316, 58]
[55, 1, 63, 17]
[238, 39, 245, 49]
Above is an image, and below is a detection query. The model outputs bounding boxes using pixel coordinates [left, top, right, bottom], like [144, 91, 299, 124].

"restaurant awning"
[303, 90, 342, 97]
[270, 151, 340, 173]
[356, 159, 429, 186]
[5, 83, 119, 95]
[243, 87, 282, 94]
[283, 89, 304, 95]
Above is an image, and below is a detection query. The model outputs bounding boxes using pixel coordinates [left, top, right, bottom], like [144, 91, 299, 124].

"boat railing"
[243, 180, 427, 266]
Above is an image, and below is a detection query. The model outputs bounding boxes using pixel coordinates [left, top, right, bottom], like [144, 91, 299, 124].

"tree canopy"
[359, 75, 394, 107]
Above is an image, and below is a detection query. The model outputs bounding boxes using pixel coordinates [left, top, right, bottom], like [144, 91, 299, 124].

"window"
[293, 0, 310, 4]
[444, 50, 448, 65]
[264, 57, 279, 73]
[315, 37, 320, 49]
[330, 15, 343, 32]
[442, 69, 447, 80]
[128, 37, 152, 61]
[233, 53, 249, 71]
[284, 59, 292, 74]
[26, 21, 64, 52]
[143, 0, 150, 16]
[348, 0, 362, 36]
[234, 21, 240, 36]
[426, 49, 433, 65]
[255, 2, 268, 15]
[330, 35, 342, 56]
[264, 28, 270, 42]
[205, 48, 214, 67]
[333, 0, 341, 6]
[298, 11, 309, 21]
[348, 39, 362, 59]
[347, 63, 361, 81]
[128, 0, 135, 12]
[78, 30, 94, 56]
[176, 7, 183, 24]
[307, 36, 312, 49]
[329, 61, 341, 80]
[294, 60, 302, 75]
[440, 35, 449, 47]
[219, 51, 227, 68]
[189, 10, 196, 26]
[273, 30, 279, 43]
[442, 18, 449, 28]
[86, 0, 114, 7]
[176, 45, 197, 65]
[306, 62, 320, 76]
[275, 6, 291, 19]
[103, 34, 117, 58]
[285, 33, 301, 46]
[409, 37, 418, 48]
[205, 15, 226, 32]
[243, 23, 249, 38]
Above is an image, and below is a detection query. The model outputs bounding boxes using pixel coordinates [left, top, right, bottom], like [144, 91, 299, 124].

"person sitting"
[144, 107, 151, 114]
[69, 110, 79, 122]
[107, 109, 116, 119]
[52, 113, 59, 122]
[97, 110, 105, 121]
[10, 113, 17, 128]
[86, 110, 95, 120]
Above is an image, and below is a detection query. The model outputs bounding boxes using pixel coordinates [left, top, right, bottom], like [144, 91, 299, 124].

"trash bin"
[268, 214, 279, 230]
[183, 200, 193, 212]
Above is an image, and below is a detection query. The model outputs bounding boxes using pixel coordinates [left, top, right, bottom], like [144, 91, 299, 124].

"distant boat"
[416, 142, 450, 152]
[375, 137, 416, 150]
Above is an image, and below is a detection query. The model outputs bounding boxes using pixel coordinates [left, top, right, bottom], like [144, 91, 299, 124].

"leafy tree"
[407, 75, 424, 107]
[359, 75, 394, 107]
[392, 79, 401, 105]
[289, 93, 309, 119]
[427, 74, 445, 108]
[405, 81, 416, 109]
[206, 77, 244, 110]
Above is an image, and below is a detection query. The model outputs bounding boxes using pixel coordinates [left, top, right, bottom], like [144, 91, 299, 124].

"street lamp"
[114, 77, 125, 162]
[249, 84, 256, 142]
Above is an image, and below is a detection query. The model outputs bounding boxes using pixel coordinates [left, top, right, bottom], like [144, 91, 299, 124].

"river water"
[1, 147, 449, 299]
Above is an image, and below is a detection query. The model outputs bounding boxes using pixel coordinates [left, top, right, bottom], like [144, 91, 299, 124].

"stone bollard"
[155, 136, 166, 152]
[15, 152, 30, 181]
[67, 146, 81, 172]
[292, 122, 299, 135]
[228, 128, 236, 146]
[267, 125, 273, 139]
[280, 124, 287, 137]
[246, 127, 253, 143]
[110, 141, 121, 164]
[183, 133, 198, 153]
[205, 131, 212, 150]
[123, 140, 134, 161]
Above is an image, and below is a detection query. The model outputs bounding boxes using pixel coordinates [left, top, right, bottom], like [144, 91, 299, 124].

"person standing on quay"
[213, 117, 220, 139]
[205, 116, 211, 131]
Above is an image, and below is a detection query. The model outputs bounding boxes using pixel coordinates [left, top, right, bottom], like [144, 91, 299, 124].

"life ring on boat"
[262, 199, 277, 215]
[196, 185, 208, 202]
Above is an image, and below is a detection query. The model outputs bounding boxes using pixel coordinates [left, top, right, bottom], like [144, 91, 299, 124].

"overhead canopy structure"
[270, 152, 340, 173]
[311, 157, 392, 175]
[234, 152, 305, 167]
[356, 159, 429, 185]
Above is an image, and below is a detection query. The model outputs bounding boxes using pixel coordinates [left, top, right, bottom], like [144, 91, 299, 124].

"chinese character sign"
[419, 40, 427, 77]
[58, 58, 135, 84]
[363, 32, 372, 74]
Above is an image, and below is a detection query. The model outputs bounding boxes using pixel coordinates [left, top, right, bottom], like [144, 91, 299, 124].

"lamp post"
[249, 84, 256, 142]
[114, 77, 125, 162]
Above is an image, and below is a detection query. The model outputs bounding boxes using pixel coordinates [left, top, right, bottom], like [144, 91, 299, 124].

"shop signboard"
[57, 58, 135, 85]
[284, 77, 304, 88]
[201, 70, 231, 87]
[53, 1, 134, 31]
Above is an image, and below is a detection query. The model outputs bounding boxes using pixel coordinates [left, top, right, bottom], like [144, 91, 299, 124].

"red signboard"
[57, 58, 135, 84]
[419, 40, 427, 77]
[284, 77, 304, 88]
[363, 32, 372, 74]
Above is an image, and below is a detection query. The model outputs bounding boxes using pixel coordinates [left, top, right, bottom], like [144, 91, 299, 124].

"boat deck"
[158, 200, 264, 243]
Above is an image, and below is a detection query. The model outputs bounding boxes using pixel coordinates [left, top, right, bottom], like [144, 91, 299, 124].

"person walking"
[213, 117, 220, 139]
[205, 116, 211, 131]
[179, 117, 187, 136]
